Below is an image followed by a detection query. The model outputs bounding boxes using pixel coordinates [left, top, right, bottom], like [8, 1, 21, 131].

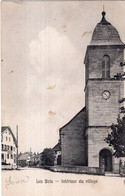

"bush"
[40, 148, 55, 166]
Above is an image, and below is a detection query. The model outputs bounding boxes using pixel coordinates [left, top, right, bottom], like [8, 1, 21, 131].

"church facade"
[58, 12, 125, 174]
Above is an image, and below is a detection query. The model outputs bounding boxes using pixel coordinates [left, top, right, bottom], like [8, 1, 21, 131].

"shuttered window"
[102, 55, 110, 79]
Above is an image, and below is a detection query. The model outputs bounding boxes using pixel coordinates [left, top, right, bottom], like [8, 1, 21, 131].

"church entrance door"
[99, 149, 112, 172]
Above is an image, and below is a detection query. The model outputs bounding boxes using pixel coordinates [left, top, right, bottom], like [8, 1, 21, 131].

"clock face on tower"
[102, 90, 111, 100]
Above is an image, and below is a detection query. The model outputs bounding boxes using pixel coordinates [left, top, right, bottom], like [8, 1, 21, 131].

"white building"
[1, 126, 17, 167]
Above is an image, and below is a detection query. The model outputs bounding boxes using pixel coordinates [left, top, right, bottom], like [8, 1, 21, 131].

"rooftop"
[1, 126, 17, 147]
[90, 11, 124, 46]
[52, 143, 61, 151]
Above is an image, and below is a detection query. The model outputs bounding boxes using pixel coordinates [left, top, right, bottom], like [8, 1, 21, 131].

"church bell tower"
[84, 11, 125, 173]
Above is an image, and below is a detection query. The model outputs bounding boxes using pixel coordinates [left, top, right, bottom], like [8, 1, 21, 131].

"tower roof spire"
[89, 10, 125, 46]
[103, 5, 104, 12]
[99, 10, 111, 25]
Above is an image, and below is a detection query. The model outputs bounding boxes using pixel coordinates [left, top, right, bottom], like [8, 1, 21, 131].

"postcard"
[1, 1, 125, 196]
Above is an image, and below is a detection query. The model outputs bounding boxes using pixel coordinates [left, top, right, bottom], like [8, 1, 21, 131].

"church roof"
[52, 143, 61, 151]
[90, 11, 124, 46]
[18, 153, 30, 161]
[60, 107, 86, 132]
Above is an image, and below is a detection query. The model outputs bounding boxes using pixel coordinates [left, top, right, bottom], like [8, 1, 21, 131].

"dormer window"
[102, 55, 110, 79]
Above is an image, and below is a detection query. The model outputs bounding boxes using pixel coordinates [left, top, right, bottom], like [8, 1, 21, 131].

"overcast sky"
[1, 1, 125, 153]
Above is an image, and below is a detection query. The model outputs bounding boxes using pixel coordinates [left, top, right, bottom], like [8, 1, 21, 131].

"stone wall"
[46, 165, 104, 175]
[87, 80, 121, 126]
[87, 127, 120, 173]
[120, 163, 125, 177]
[60, 108, 87, 166]
[86, 46, 124, 79]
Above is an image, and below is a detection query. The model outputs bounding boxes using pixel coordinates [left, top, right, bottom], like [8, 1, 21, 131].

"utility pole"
[16, 125, 19, 169]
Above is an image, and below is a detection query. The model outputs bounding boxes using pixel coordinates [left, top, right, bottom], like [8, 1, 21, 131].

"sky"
[1, 1, 125, 153]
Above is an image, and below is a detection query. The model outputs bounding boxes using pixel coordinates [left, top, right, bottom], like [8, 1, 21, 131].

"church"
[55, 11, 125, 174]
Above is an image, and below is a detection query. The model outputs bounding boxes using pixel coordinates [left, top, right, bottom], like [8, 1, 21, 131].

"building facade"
[59, 12, 125, 173]
[1, 126, 17, 166]
[52, 143, 61, 165]
[18, 152, 30, 167]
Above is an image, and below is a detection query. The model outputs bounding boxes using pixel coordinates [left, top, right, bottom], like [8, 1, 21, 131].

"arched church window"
[102, 55, 110, 79]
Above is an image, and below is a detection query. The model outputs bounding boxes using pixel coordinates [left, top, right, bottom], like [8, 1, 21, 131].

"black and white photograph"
[1, 1, 125, 196]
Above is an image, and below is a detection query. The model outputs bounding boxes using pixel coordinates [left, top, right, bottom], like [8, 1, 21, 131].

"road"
[2, 167, 125, 196]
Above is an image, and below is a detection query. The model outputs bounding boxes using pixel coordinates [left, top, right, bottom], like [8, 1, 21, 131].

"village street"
[2, 167, 125, 196]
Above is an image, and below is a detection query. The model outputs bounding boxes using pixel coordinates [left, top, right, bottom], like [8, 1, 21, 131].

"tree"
[105, 115, 125, 157]
[40, 148, 55, 166]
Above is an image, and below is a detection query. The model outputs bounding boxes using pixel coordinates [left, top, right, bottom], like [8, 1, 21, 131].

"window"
[6, 136, 8, 141]
[1, 135, 3, 142]
[9, 137, 11, 142]
[11, 146, 13, 151]
[102, 55, 110, 79]
[11, 154, 13, 159]
[7, 154, 9, 159]
[2, 154, 4, 160]
[7, 145, 9, 150]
